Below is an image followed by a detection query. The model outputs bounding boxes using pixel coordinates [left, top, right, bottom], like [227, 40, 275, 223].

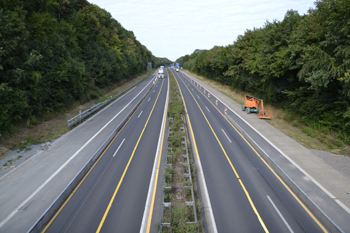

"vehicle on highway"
[157, 68, 164, 78]
[176, 68, 179, 72]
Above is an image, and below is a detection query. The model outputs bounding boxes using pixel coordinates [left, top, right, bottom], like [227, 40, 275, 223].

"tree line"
[176, 0, 350, 143]
[0, 0, 171, 137]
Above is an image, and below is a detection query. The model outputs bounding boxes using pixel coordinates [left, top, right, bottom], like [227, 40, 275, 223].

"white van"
[158, 69, 164, 78]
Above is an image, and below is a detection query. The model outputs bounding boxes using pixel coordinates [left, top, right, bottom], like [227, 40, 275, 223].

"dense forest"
[176, 0, 350, 143]
[0, 0, 171, 137]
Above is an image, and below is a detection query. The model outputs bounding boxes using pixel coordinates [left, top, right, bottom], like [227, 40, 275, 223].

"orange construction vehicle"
[241, 95, 272, 119]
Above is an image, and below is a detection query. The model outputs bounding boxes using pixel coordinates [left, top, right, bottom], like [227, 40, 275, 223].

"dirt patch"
[0, 71, 154, 161]
[185, 70, 350, 156]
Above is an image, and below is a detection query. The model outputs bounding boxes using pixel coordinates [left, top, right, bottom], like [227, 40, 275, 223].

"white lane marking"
[113, 138, 125, 157]
[140, 75, 170, 232]
[148, 97, 151, 102]
[138, 110, 143, 118]
[0, 77, 155, 228]
[205, 106, 210, 112]
[221, 129, 232, 143]
[267, 196, 294, 233]
[153, 90, 155, 93]
[191, 88, 194, 91]
[197, 95, 200, 99]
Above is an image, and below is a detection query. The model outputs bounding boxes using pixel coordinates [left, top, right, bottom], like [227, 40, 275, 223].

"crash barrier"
[67, 78, 146, 128]
[161, 121, 197, 232]
[28, 80, 155, 233]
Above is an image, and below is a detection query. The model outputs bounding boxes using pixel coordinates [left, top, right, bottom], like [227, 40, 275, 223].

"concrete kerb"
[180, 70, 344, 233]
[27, 78, 156, 233]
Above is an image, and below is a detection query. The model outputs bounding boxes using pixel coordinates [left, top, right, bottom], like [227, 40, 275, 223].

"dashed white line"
[205, 106, 210, 112]
[267, 196, 294, 233]
[197, 95, 200, 99]
[153, 90, 155, 93]
[138, 110, 143, 118]
[113, 138, 125, 157]
[221, 129, 232, 143]
[148, 97, 151, 102]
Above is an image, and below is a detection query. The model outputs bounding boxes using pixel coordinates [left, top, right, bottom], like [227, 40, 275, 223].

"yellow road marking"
[96, 79, 165, 233]
[176, 74, 269, 232]
[183, 74, 328, 233]
[41, 83, 155, 233]
[145, 73, 169, 232]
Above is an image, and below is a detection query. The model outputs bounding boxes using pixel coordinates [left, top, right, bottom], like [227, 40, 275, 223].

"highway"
[170, 69, 328, 233]
[43, 73, 169, 232]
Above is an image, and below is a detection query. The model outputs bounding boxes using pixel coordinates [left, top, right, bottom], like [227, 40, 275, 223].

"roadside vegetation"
[160, 70, 201, 232]
[176, 0, 350, 156]
[0, 0, 172, 139]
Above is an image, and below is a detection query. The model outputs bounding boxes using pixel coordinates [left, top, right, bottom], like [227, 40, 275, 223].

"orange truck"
[241, 95, 272, 119]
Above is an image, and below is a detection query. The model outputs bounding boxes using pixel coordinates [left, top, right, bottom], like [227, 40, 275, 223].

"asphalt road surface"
[170, 68, 328, 233]
[44, 74, 169, 233]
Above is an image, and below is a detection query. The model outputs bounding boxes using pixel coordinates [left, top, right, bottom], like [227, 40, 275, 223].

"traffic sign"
[204, 89, 206, 94]
[208, 93, 210, 98]
[225, 107, 227, 115]
[216, 99, 218, 106]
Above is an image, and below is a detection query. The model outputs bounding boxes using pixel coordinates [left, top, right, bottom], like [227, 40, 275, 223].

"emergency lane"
[170, 68, 327, 233]
[43, 72, 169, 233]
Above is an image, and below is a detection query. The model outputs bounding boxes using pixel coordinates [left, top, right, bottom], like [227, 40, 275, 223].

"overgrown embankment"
[0, 0, 172, 137]
[160, 70, 201, 232]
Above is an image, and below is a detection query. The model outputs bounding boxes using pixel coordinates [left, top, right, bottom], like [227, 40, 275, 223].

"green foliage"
[176, 1, 350, 138]
[0, 0, 164, 136]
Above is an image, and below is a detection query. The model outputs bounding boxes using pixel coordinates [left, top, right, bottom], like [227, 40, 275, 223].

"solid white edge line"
[138, 110, 143, 118]
[205, 106, 210, 112]
[113, 138, 125, 157]
[183, 71, 350, 215]
[140, 73, 169, 233]
[0, 77, 155, 228]
[267, 195, 294, 233]
[221, 129, 232, 143]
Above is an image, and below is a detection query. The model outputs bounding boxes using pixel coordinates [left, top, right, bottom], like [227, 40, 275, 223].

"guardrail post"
[79, 110, 81, 124]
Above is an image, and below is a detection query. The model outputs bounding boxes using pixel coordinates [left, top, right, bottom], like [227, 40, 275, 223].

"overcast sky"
[90, 0, 316, 62]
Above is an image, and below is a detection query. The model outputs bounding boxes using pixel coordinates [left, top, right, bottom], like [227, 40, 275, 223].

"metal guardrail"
[67, 78, 147, 128]
[28, 79, 155, 233]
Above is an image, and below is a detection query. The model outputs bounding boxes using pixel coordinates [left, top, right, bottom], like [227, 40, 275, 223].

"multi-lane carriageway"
[43, 68, 327, 232]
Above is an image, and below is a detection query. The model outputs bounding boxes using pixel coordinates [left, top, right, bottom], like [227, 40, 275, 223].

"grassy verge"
[0, 69, 155, 161]
[184, 70, 350, 156]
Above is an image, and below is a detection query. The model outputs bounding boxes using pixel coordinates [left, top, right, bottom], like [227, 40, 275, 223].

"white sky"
[90, 0, 316, 62]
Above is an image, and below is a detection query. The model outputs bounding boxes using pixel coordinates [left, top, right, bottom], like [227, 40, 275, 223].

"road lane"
[171, 69, 327, 232]
[44, 75, 168, 232]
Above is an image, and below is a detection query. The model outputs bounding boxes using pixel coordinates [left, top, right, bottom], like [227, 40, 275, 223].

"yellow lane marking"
[96, 79, 165, 233]
[41, 82, 155, 233]
[146, 74, 169, 232]
[176, 74, 269, 232]
[183, 74, 328, 233]
[173, 72, 200, 159]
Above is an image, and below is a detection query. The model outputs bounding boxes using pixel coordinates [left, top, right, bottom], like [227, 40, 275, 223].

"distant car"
[176, 68, 179, 72]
